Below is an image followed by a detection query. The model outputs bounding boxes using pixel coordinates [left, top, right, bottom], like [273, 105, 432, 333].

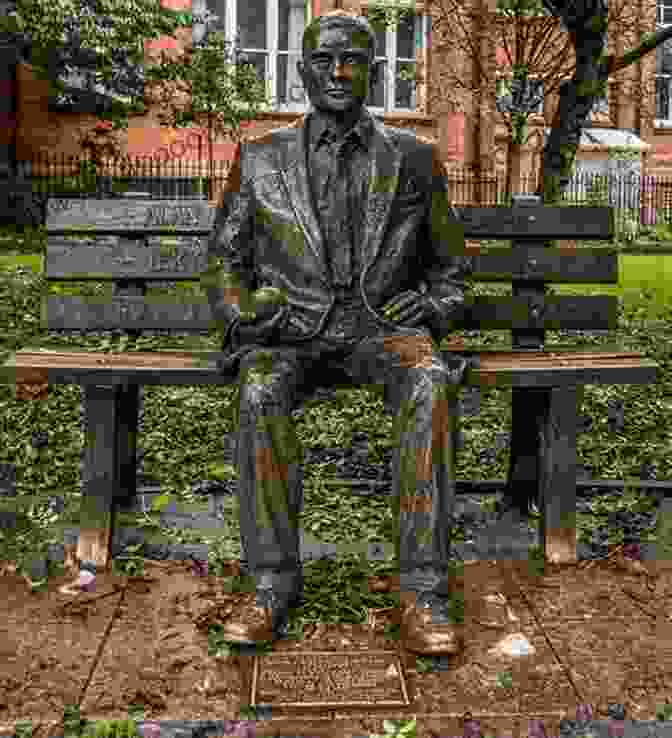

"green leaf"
[14, 720, 33, 738]
[656, 702, 672, 720]
[118, 718, 138, 738]
[496, 670, 514, 689]
[150, 492, 173, 512]
[94, 721, 113, 738]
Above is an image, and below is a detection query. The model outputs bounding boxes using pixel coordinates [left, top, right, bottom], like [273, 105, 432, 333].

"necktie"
[323, 136, 354, 288]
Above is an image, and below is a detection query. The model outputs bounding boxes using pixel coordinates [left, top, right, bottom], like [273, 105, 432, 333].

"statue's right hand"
[236, 304, 288, 345]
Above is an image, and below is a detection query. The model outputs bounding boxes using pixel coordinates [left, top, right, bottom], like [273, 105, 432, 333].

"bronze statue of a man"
[204, 8, 472, 656]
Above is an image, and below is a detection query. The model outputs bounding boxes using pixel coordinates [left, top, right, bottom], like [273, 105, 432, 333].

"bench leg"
[505, 387, 545, 516]
[78, 383, 140, 571]
[506, 386, 579, 565]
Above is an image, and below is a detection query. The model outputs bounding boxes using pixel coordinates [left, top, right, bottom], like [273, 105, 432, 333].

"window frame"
[198, 0, 308, 113]
[655, 3, 672, 124]
[658, 0, 672, 26]
[656, 74, 672, 121]
[364, 10, 430, 114]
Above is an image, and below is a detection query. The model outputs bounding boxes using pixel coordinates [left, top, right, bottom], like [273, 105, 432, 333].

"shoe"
[398, 589, 465, 656]
[214, 568, 303, 644]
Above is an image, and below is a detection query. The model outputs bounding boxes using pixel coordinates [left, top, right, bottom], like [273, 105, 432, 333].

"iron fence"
[445, 170, 672, 239]
[15, 152, 672, 237]
[17, 153, 234, 201]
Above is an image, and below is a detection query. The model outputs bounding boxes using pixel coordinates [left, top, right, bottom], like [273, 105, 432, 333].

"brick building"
[4, 0, 672, 206]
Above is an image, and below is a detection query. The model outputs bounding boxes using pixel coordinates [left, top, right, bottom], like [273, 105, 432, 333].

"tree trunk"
[535, 3, 610, 206]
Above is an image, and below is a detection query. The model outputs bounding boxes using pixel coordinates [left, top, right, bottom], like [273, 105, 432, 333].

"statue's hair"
[302, 10, 377, 61]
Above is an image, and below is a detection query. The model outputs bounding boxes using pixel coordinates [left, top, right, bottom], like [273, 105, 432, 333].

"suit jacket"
[204, 106, 472, 380]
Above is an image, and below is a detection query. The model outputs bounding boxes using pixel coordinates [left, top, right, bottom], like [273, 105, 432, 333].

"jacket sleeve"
[201, 141, 258, 350]
[422, 145, 472, 343]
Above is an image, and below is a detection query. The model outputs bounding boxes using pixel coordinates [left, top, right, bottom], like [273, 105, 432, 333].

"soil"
[1, 545, 672, 738]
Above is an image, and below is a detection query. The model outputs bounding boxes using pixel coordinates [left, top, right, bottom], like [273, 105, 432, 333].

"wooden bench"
[0, 193, 660, 571]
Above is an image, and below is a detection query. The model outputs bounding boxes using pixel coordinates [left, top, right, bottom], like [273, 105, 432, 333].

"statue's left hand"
[381, 289, 438, 328]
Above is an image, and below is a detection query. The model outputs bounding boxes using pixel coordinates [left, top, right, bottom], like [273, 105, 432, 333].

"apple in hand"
[239, 287, 289, 323]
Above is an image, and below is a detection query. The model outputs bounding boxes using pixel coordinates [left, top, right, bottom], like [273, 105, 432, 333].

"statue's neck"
[311, 105, 362, 139]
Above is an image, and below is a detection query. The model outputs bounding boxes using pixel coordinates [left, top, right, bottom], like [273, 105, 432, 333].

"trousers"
[232, 309, 462, 594]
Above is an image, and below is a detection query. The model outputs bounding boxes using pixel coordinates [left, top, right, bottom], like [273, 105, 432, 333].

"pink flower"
[141, 722, 161, 738]
[576, 703, 594, 722]
[463, 718, 481, 738]
[77, 570, 96, 592]
[191, 558, 208, 577]
[528, 719, 547, 738]
[608, 720, 625, 738]
[622, 543, 642, 561]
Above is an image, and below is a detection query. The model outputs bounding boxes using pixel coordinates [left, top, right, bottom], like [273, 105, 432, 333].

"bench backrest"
[43, 193, 618, 350]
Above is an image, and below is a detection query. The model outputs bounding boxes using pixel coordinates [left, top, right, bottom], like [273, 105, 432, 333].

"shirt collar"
[307, 105, 374, 152]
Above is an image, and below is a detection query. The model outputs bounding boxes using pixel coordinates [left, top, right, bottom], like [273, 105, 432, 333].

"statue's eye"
[313, 55, 361, 65]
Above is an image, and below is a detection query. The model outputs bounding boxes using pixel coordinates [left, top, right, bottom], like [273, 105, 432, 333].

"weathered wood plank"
[0, 349, 659, 388]
[45, 243, 619, 284]
[40, 294, 618, 332]
[46, 199, 216, 233]
[46, 199, 614, 240]
[42, 295, 215, 330]
[46, 237, 208, 280]
[462, 350, 659, 387]
[456, 205, 614, 240]
[464, 248, 618, 283]
[461, 295, 618, 331]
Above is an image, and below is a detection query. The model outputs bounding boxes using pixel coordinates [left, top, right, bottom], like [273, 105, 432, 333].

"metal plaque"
[250, 650, 410, 708]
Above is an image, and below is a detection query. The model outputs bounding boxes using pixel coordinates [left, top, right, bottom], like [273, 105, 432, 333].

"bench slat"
[458, 205, 614, 240]
[46, 237, 207, 280]
[41, 294, 618, 331]
[44, 243, 619, 284]
[46, 199, 216, 233]
[466, 248, 618, 283]
[1, 349, 659, 388]
[42, 295, 215, 331]
[45, 199, 614, 240]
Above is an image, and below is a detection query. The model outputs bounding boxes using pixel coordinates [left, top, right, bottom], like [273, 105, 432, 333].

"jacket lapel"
[278, 110, 403, 285]
[360, 115, 403, 276]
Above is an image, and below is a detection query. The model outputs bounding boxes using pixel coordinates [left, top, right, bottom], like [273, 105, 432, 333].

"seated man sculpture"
[204, 8, 472, 656]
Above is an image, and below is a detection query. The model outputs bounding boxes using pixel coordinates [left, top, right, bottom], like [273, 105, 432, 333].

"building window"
[199, 0, 308, 112]
[656, 31, 672, 121]
[658, 0, 672, 26]
[495, 76, 544, 115]
[364, 11, 429, 113]
[657, 75, 672, 119]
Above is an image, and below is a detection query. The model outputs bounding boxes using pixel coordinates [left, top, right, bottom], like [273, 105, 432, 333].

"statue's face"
[297, 22, 379, 118]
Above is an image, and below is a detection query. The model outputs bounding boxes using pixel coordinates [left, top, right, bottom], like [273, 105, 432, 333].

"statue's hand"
[236, 304, 288, 346]
[381, 290, 438, 328]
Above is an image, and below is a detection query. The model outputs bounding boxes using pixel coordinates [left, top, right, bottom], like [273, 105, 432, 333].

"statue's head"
[297, 10, 382, 121]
